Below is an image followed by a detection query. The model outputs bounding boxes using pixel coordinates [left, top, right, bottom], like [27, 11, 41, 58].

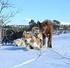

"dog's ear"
[37, 21, 41, 28]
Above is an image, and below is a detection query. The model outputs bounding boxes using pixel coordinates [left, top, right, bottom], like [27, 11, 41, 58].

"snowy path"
[0, 33, 70, 68]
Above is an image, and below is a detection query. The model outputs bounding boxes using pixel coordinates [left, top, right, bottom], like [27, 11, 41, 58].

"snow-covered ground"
[0, 33, 70, 68]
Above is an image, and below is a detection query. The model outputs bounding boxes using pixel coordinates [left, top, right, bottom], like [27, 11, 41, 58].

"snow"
[0, 33, 70, 68]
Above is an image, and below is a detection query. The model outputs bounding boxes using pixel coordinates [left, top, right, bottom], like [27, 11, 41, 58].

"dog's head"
[32, 27, 41, 37]
[24, 31, 32, 39]
[23, 32, 33, 45]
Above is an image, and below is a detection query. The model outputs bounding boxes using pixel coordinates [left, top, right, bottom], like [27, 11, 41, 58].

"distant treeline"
[2, 19, 70, 32]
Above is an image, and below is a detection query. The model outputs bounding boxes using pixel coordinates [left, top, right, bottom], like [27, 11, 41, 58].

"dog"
[32, 33, 43, 49]
[23, 31, 34, 49]
[31, 27, 43, 49]
[23, 30, 43, 49]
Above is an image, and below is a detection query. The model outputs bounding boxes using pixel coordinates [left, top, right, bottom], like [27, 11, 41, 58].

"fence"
[0, 26, 7, 43]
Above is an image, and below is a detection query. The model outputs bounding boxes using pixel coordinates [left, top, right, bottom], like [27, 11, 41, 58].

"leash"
[10, 49, 42, 68]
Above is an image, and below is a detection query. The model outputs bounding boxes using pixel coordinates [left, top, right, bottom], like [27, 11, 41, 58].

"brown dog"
[37, 20, 53, 48]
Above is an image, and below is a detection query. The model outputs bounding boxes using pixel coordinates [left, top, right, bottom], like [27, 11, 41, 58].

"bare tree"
[0, 0, 17, 26]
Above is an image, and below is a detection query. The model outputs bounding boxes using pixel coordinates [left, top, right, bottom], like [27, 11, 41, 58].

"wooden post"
[0, 26, 2, 44]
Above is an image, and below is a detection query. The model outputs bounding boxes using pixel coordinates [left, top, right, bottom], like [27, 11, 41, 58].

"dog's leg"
[39, 39, 43, 48]
[47, 34, 52, 48]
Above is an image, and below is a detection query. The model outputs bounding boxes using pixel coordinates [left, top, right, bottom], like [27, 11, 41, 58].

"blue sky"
[8, 0, 70, 25]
